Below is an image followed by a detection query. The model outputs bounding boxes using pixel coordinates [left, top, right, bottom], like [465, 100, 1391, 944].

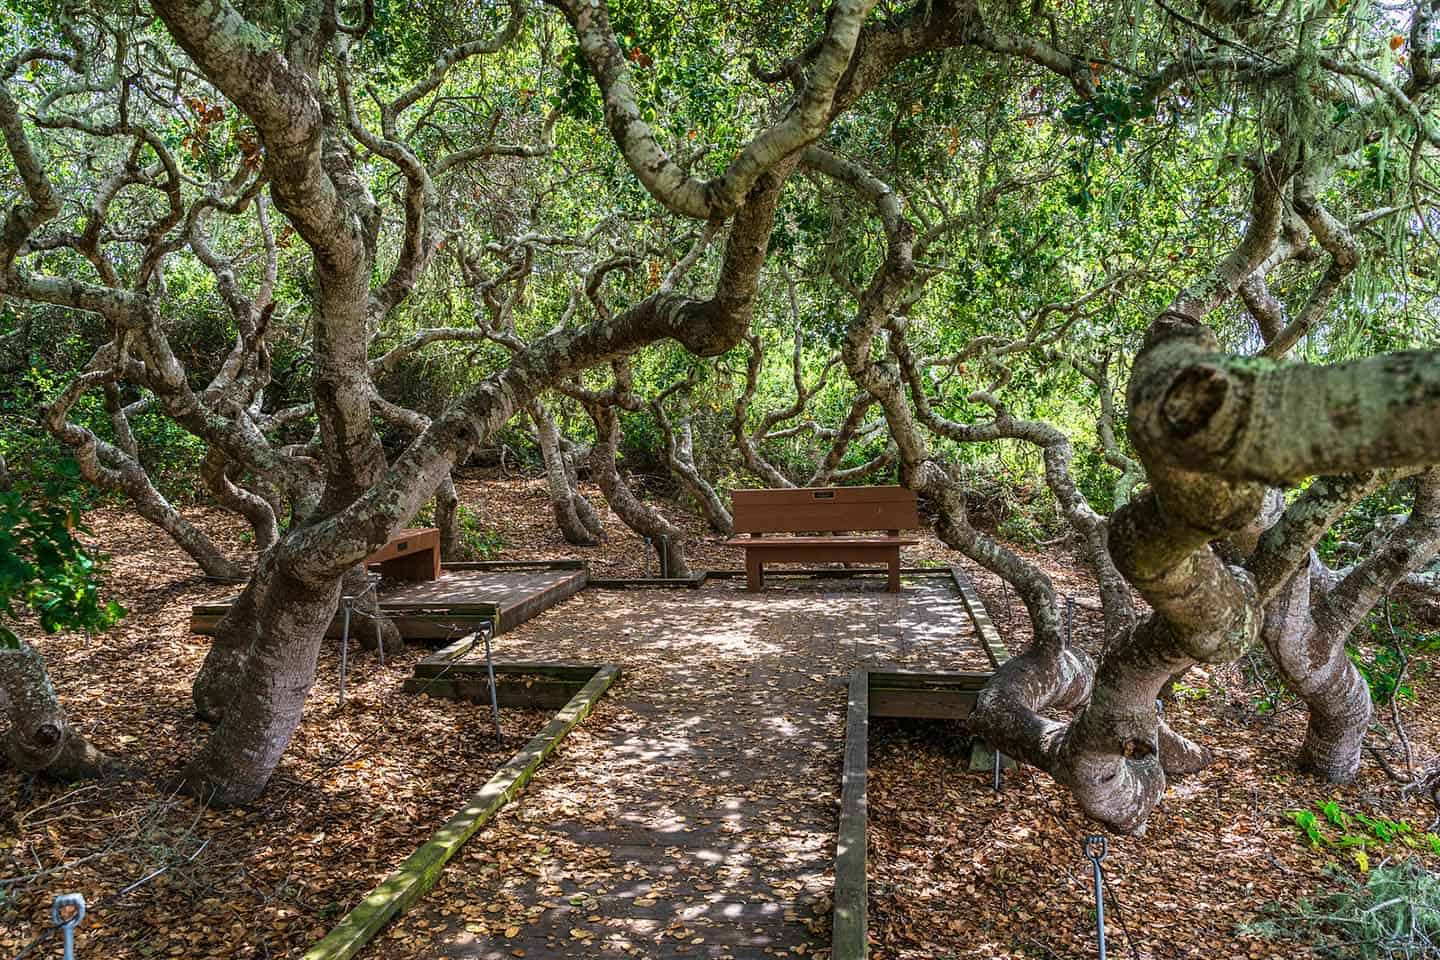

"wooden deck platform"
[371, 571, 995, 959]
[188, 565, 587, 641]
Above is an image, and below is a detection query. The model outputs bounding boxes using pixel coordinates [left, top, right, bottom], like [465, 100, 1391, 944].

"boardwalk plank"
[373, 576, 991, 960]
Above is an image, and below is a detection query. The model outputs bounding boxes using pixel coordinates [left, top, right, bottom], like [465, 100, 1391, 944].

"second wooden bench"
[725, 486, 921, 592]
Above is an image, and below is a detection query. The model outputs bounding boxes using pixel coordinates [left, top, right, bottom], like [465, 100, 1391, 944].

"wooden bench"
[725, 487, 921, 593]
[366, 526, 441, 581]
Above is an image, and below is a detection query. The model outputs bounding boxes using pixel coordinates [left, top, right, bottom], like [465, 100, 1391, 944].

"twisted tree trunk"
[654, 403, 732, 535]
[588, 403, 691, 577]
[0, 640, 119, 780]
[1261, 471, 1440, 780]
[532, 400, 604, 545]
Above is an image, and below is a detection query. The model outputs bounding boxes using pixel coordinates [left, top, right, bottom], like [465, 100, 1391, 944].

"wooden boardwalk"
[190, 567, 585, 639]
[376, 574, 988, 959]
[385, 567, 587, 633]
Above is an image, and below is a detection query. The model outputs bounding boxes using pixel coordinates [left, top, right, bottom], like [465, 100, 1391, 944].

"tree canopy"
[2, 0, 1440, 836]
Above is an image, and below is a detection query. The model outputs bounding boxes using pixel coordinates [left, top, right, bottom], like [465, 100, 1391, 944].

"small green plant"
[452, 504, 504, 561]
[1170, 680, 1211, 701]
[1346, 601, 1437, 706]
[1290, 807, 1325, 847]
[1285, 797, 1440, 874]
[411, 502, 505, 562]
[1250, 860, 1440, 958]
[0, 464, 125, 648]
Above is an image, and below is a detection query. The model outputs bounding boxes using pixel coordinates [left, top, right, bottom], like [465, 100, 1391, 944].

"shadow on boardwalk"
[374, 576, 988, 959]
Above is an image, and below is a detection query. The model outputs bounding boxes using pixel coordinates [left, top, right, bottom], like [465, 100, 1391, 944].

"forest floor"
[0, 504, 551, 958]
[2, 468, 1438, 959]
[872, 544, 1440, 960]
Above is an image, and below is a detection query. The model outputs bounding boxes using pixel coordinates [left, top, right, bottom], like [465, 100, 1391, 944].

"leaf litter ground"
[869, 542, 1440, 960]
[2, 473, 1438, 959]
[0, 505, 550, 958]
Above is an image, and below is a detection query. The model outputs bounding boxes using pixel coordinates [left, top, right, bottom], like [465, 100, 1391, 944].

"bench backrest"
[730, 486, 920, 534]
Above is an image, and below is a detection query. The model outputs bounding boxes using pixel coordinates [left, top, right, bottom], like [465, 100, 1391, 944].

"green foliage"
[0, 465, 125, 649]
[1060, 82, 1158, 147]
[0, 309, 209, 503]
[4, 0, 1438, 594]
[1251, 860, 1440, 959]
[1285, 797, 1439, 874]
[413, 502, 504, 562]
[1059, 80, 1157, 215]
[1071, 445, 1119, 515]
[450, 505, 505, 562]
[1317, 483, 1420, 566]
[1346, 602, 1438, 706]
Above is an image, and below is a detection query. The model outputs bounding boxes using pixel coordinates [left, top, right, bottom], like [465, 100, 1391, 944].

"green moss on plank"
[833, 667, 869, 960]
[302, 663, 620, 960]
[950, 566, 1010, 668]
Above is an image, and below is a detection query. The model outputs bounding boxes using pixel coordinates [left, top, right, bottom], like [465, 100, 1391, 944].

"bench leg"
[746, 552, 764, 592]
[887, 550, 900, 593]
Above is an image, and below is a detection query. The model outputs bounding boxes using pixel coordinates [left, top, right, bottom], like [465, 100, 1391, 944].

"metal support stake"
[52, 893, 84, 960]
[338, 599, 352, 707]
[1084, 835, 1108, 960]
[658, 534, 670, 579]
[481, 620, 502, 742]
[369, 573, 384, 667]
[992, 746, 1002, 793]
[338, 574, 385, 706]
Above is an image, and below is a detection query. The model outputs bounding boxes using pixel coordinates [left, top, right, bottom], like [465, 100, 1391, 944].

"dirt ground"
[2, 473, 1438, 959]
[0, 504, 550, 959]
[871, 544, 1440, 960]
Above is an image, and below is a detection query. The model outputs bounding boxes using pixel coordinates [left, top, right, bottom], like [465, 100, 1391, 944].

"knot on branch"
[1161, 363, 1230, 437]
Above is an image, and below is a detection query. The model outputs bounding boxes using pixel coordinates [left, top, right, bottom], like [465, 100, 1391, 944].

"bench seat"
[725, 536, 920, 548]
[726, 487, 921, 592]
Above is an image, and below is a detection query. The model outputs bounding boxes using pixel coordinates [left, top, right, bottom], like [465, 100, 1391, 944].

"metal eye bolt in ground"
[1084, 834, 1109, 960]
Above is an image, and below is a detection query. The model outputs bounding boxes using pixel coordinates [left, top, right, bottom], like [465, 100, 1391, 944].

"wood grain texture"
[302, 664, 620, 960]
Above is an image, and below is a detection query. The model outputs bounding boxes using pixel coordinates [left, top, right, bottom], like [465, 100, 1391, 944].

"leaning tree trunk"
[192, 574, 264, 721]
[532, 400, 603, 545]
[125, 467, 248, 580]
[0, 639, 118, 779]
[589, 404, 690, 577]
[44, 398, 247, 580]
[659, 413, 732, 535]
[179, 552, 341, 806]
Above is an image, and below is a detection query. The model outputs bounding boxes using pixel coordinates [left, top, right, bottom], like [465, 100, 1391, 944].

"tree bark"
[435, 472, 461, 559]
[532, 399, 603, 545]
[1262, 471, 1440, 781]
[654, 402, 732, 535]
[589, 403, 690, 577]
[0, 640, 119, 780]
[201, 448, 279, 554]
[178, 554, 340, 806]
[192, 575, 264, 722]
